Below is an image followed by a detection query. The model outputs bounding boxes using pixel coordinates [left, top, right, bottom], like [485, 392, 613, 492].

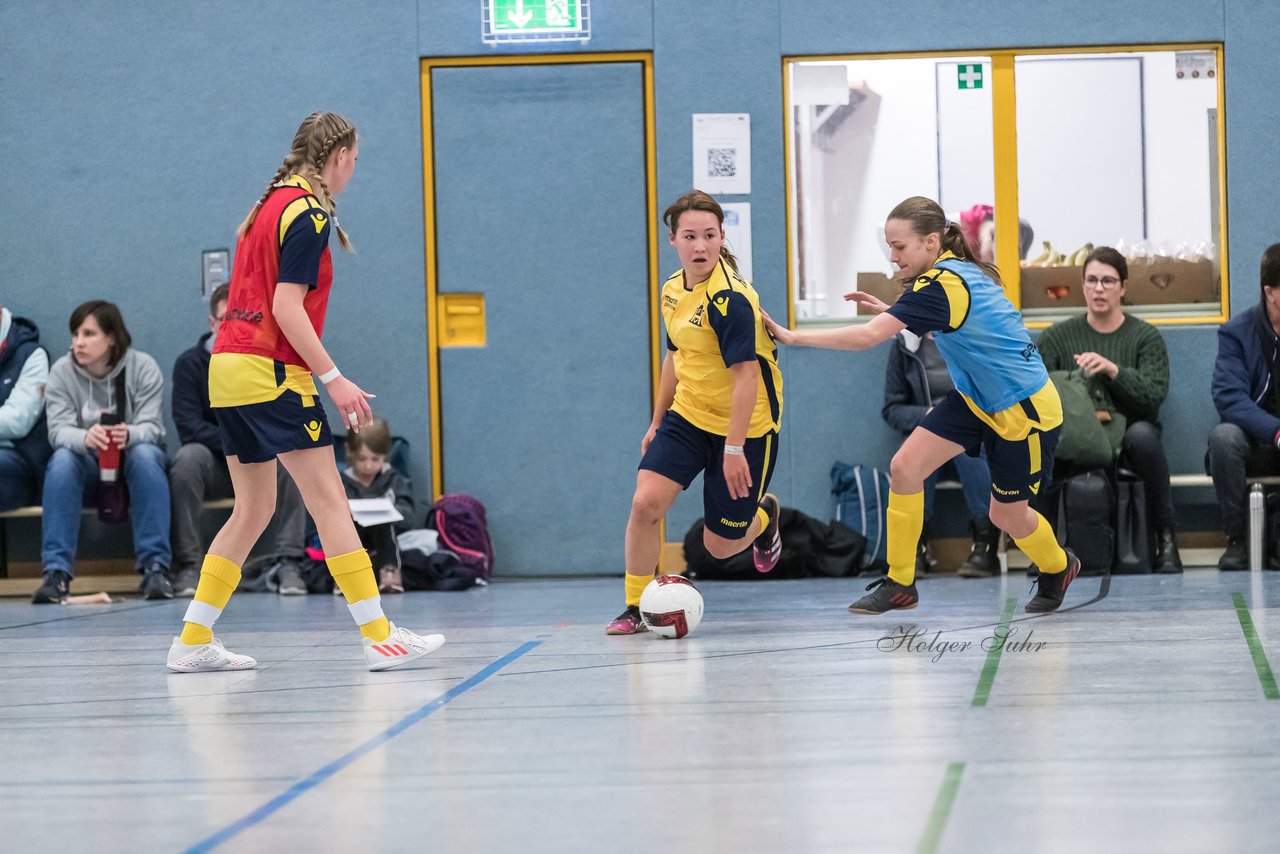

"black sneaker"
[848, 577, 919, 614]
[753, 493, 782, 573]
[1219, 535, 1247, 571]
[140, 565, 174, 600]
[173, 567, 199, 598]
[32, 569, 71, 604]
[1025, 549, 1081, 613]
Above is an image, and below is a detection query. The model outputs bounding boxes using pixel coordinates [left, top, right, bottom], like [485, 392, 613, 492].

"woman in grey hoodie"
[32, 301, 171, 603]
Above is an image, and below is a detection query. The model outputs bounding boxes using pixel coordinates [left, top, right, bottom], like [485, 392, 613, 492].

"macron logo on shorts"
[304, 420, 322, 442]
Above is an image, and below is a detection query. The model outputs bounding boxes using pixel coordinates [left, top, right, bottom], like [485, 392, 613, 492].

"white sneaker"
[167, 637, 257, 673]
[364, 623, 445, 671]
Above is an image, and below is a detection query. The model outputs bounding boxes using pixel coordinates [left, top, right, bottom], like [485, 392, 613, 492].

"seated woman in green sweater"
[1037, 246, 1181, 573]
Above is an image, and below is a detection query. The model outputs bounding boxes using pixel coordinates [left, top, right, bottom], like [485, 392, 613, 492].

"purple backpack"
[425, 494, 494, 582]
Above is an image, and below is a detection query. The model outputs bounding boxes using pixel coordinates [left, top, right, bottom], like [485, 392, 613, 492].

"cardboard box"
[855, 272, 909, 308]
[1020, 258, 1219, 310]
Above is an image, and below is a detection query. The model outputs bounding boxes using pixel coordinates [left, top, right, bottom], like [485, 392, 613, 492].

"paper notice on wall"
[720, 202, 752, 283]
[693, 113, 751, 195]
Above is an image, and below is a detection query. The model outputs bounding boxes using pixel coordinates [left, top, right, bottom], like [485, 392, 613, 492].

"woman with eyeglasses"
[1037, 246, 1181, 573]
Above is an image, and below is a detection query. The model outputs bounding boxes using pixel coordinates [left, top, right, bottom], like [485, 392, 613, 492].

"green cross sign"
[957, 64, 984, 89]
[490, 0, 583, 33]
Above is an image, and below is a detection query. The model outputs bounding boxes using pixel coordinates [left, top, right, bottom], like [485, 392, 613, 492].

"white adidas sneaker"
[364, 623, 446, 671]
[166, 637, 257, 673]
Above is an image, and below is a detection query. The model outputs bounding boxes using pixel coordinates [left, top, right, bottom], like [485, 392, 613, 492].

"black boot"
[1219, 533, 1247, 571]
[1153, 528, 1183, 574]
[957, 517, 1000, 578]
[915, 538, 938, 579]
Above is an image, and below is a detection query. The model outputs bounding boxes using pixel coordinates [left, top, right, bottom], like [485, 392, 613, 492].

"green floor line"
[971, 597, 1016, 707]
[916, 761, 965, 854]
[1232, 592, 1279, 700]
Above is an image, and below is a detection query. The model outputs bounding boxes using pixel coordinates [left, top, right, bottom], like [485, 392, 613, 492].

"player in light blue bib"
[763, 196, 1080, 615]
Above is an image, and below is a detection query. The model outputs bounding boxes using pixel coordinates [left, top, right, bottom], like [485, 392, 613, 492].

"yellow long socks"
[886, 490, 924, 587]
[624, 571, 653, 607]
[1013, 513, 1068, 574]
[328, 548, 392, 642]
[180, 554, 242, 646]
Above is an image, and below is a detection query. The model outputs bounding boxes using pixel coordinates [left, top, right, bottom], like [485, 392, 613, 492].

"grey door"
[430, 61, 652, 575]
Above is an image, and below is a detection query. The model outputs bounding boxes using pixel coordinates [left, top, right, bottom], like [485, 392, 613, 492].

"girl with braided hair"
[166, 112, 445, 672]
[763, 196, 1080, 615]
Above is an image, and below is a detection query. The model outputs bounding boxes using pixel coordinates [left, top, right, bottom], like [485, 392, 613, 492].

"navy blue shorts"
[921, 390, 1060, 504]
[215, 390, 333, 464]
[639, 410, 779, 539]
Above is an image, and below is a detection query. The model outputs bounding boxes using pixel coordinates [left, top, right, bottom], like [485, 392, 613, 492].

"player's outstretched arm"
[761, 309, 905, 352]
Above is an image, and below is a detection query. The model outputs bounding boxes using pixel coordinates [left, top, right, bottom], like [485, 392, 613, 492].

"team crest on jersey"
[688, 304, 705, 327]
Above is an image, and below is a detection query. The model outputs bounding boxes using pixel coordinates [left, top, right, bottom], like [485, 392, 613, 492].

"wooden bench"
[0, 498, 236, 578]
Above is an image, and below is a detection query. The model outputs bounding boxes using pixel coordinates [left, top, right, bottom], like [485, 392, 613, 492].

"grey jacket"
[45, 349, 166, 450]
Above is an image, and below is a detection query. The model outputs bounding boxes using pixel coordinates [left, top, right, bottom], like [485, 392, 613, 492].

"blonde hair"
[887, 196, 1002, 285]
[662, 189, 740, 273]
[238, 112, 357, 252]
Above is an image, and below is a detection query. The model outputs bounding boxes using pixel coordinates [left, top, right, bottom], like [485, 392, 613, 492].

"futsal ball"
[639, 575, 704, 639]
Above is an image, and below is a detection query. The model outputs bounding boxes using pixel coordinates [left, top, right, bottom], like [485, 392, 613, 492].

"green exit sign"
[484, 0, 590, 43]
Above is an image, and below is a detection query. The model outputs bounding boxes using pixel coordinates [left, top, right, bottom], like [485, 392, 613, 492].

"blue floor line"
[181, 639, 542, 854]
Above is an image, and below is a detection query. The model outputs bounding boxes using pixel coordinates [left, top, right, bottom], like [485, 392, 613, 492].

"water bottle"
[1249, 483, 1264, 572]
[98, 413, 121, 482]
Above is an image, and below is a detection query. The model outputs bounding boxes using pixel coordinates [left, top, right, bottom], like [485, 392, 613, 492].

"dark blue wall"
[3, 1, 1273, 567]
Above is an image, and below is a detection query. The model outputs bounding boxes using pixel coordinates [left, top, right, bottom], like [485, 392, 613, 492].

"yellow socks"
[1013, 513, 1067, 574]
[328, 548, 391, 642]
[624, 571, 653, 607]
[886, 490, 924, 587]
[180, 554, 242, 646]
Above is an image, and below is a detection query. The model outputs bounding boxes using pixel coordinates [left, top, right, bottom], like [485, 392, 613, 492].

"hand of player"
[760, 309, 795, 346]
[324, 376, 375, 433]
[108, 422, 129, 447]
[83, 423, 111, 451]
[1074, 351, 1118, 380]
[722, 451, 753, 500]
[641, 422, 660, 455]
[843, 291, 890, 314]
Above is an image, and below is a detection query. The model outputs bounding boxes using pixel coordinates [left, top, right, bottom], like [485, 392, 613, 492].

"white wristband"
[317, 366, 341, 384]
[724, 444, 745, 456]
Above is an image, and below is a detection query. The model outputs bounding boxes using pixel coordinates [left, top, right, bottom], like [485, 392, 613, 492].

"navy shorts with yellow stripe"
[921, 390, 1060, 504]
[639, 410, 779, 539]
[215, 390, 333, 464]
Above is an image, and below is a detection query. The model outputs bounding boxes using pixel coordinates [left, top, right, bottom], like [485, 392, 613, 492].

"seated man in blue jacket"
[168, 284, 310, 596]
[1208, 243, 1280, 570]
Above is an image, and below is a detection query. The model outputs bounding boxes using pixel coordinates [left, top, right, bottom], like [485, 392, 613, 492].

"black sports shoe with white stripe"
[848, 576, 918, 614]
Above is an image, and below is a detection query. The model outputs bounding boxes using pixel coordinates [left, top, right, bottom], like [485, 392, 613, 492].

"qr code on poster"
[707, 147, 737, 178]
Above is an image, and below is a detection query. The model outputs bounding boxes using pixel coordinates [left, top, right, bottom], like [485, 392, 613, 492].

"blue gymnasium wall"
[2, 1, 1276, 566]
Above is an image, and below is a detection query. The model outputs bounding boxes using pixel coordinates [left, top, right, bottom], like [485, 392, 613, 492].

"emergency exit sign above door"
[483, 0, 591, 44]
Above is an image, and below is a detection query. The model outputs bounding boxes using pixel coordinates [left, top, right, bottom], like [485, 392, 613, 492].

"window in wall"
[783, 45, 1226, 327]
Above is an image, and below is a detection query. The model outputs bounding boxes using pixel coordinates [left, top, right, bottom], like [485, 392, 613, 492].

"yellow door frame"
[419, 52, 660, 501]
[782, 43, 1228, 328]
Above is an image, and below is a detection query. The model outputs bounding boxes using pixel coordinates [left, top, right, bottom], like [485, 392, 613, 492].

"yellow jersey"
[661, 259, 782, 437]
